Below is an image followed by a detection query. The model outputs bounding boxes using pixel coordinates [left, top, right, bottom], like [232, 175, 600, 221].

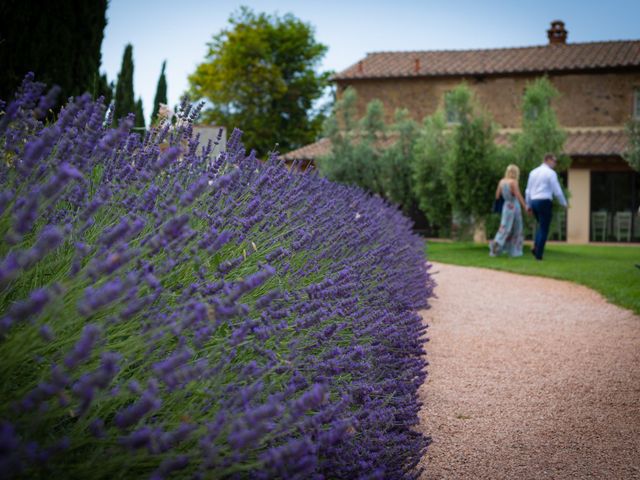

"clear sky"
[101, 0, 640, 120]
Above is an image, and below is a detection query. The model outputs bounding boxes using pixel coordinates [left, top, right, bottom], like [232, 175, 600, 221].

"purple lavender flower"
[0, 253, 20, 287]
[0, 190, 14, 216]
[114, 389, 161, 429]
[153, 146, 181, 172]
[152, 348, 192, 377]
[163, 214, 190, 240]
[0, 288, 50, 333]
[100, 219, 130, 248]
[0, 76, 434, 479]
[150, 455, 189, 480]
[12, 189, 39, 235]
[292, 384, 328, 416]
[153, 423, 197, 453]
[41, 162, 83, 197]
[0, 422, 22, 476]
[34, 85, 61, 119]
[180, 176, 209, 206]
[39, 324, 55, 342]
[63, 324, 100, 369]
[119, 426, 154, 450]
[88, 419, 105, 438]
[18, 225, 64, 269]
[77, 278, 125, 316]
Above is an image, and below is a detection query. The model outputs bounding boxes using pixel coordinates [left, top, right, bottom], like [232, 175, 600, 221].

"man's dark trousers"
[531, 199, 553, 260]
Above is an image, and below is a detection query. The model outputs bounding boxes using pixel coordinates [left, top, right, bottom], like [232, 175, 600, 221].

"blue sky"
[101, 0, 640, 120]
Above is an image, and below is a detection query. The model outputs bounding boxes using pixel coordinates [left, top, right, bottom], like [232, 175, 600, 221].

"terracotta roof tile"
[564, 129, 629, 156]
[283, 130, 629, 162]
[333, 41, 640, 80]
[282, 137, 331, 161]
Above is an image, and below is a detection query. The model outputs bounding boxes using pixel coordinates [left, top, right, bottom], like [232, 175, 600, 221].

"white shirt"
[525, 163, 567, 208]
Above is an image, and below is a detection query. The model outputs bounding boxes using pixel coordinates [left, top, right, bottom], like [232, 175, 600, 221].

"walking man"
[525, 153, 568, 260]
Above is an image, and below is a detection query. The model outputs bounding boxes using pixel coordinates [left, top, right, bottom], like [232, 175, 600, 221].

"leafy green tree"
[134, 98, 146, 130]
[0, 0, 107, 102]
[412, 111, 453, 234]
[317, 88, 359, 186]
[381, 109, 419, 212]
[317, 88, 385, 196]
[319, 89, 424, 224]
[444, 84, 501, 238]
[188, 7, 331, 156]
[512, 77, 568, 184]
[623, 119, 640, 171]
[151, 61, 168, 124]
[113, 44, 136, 126]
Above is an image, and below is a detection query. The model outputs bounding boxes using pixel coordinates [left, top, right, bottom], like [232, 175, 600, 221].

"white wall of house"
[567, 168, 590, 243]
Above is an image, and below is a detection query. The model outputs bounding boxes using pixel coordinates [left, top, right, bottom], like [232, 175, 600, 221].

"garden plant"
[0, 75, 434, 479]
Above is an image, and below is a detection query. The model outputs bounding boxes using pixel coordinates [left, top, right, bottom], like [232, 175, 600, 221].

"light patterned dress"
[491, 182, 523, 257]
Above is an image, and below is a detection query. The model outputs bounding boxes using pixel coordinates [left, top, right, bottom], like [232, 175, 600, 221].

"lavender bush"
[0, 75, 434, 479]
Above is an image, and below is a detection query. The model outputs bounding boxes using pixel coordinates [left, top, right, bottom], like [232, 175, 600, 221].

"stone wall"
[336, 71, 640, 128]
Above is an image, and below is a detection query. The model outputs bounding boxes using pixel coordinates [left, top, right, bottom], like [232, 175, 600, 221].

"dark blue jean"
[531, 199, 552, 259]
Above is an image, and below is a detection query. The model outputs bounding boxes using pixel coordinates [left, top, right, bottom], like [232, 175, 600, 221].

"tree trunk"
[473, 217, 487, 243]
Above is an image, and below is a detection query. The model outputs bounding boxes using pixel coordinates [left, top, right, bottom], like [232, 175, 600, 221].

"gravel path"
[418, 262, 640, 479]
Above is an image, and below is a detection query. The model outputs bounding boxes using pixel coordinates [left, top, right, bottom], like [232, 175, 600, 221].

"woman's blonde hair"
[504, 164, 520, 181]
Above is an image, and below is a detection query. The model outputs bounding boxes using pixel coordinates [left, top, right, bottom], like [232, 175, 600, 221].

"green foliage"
[381, 109, 420, 212]
[511, 77, 568, 185]
[444, 84, 500, 220]
[0, 0, 107, 102]
[93, 73, 114, 105]
[319, 89, 421, 214]
[412, 112, 453, 234]
[134, 98, 145, 130]
[444, 87, 473, 124]
[151, 60, 168, 124]
[623, 119, 640, 171]
[113, 44, 136, 126]
[188, 6, 331, 156]
[317, 88, 385, 196]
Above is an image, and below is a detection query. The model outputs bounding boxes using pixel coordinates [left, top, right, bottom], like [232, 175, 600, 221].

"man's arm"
[524, 173, 532, 209]
[551, 172, 568, 207]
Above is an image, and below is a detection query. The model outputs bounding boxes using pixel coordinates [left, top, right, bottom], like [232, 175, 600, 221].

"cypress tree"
[74, 0, 108, 101]
[0, 0, 107, 102]
[95, 73, 114, 106]
[151, 61, 168, 124]
[135, 98, 146, 130]
[113, 44, 136, 126]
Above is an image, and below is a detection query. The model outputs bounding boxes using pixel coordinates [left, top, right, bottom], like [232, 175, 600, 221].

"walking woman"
[490, 164, 526, 257]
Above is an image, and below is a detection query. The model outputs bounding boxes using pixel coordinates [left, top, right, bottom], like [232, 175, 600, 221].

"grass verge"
[425, 240, 640, 315]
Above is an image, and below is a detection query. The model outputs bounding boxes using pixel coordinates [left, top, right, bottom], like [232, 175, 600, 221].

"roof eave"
[332, 64, 640, 83]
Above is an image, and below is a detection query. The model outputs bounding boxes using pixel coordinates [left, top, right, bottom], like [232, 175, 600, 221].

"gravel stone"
[418, 262, 640, 479]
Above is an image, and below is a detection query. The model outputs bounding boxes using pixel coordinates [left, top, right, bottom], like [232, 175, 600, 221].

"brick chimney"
[547, 20, 568, 45]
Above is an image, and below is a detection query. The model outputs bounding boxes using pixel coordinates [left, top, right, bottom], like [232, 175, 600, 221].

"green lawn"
[425, 240, 640, 315]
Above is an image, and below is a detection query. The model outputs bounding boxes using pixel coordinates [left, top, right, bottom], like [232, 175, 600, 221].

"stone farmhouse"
[284, 21, 640, 244]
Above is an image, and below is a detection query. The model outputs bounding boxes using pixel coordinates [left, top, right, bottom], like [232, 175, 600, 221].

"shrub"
[623, 119, 640, 172]
[412, 112, 453, 236]
[381, 109, 420, 214]
[318, 88, 387, 197]
[0, 75, 434, 479]
[510, 77, 568, 181]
